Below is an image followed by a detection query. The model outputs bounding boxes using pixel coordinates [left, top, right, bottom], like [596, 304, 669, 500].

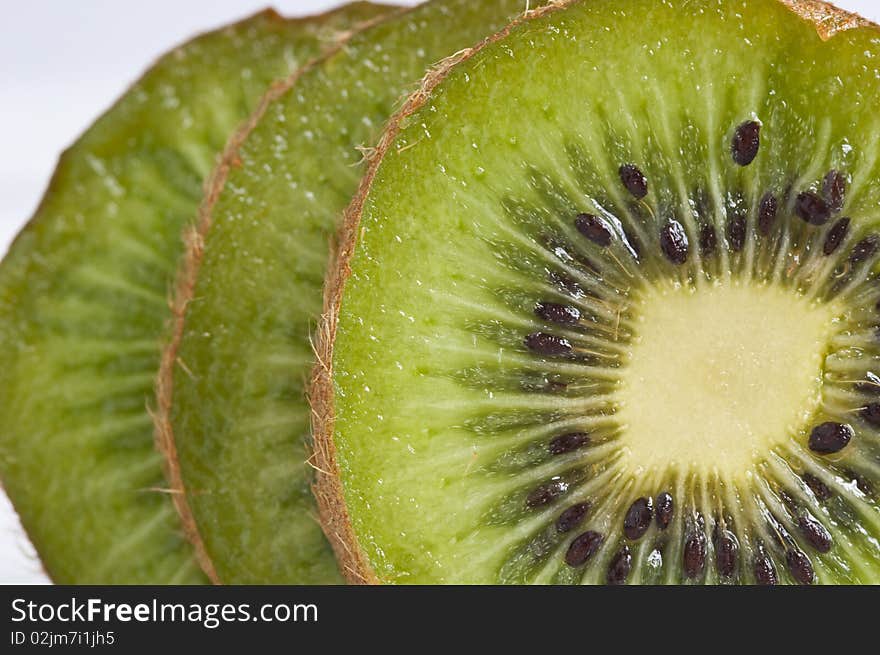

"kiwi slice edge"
[155, 0, 555, 584]
[312, 0, 880, 584]
[0, 2, 391, 584]
[155, 3, 403, 588]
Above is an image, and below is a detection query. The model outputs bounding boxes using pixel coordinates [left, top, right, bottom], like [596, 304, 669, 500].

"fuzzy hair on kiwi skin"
[309, 0, 878, 585]
[779, 0, 871, 38]
[0, 5, 388, 585]
[310, 0, 576, 587]
[153, 6, 401, 585]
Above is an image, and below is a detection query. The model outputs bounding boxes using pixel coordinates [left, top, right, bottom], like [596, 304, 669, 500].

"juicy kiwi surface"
[0, 4, 389, 584]
[315, 0, 880, 584]
[159, 0, 549, 584]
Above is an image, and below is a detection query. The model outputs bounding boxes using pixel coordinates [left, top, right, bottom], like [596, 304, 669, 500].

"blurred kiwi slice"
[156, 0, 547, 583]
[0, 3, 390, 584]
[313, 0, 880, 584]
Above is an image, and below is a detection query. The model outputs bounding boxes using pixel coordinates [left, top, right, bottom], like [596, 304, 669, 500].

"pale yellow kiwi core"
[618, 282, 838, 480]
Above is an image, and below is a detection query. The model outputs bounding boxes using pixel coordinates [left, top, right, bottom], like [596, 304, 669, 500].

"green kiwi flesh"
[158, 0, 549, 584]
[0, 4, 389, 584]
[315, 0, 880, 584]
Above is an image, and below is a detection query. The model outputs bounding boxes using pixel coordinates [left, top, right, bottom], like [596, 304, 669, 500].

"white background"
[0, 0, 877, 584]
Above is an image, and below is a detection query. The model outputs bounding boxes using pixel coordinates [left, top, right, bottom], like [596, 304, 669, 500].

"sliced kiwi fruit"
[157, 0, 551, 584]
[0, 3, 391, 584]
[314, 0, 880, 584]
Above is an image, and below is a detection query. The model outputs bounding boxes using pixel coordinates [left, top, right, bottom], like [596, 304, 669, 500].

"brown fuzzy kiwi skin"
[0, 2, 390, 587]
[4, 9, 299, 588]
[309, 0, 879, 585]
[153, 4, 399, 585]
[779, 0, 871, 39]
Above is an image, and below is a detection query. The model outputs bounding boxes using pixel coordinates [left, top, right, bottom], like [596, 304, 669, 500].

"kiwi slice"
[0, 4, 389, 584]
[314, 0, 880, 584]
[156, 0, 547, 583]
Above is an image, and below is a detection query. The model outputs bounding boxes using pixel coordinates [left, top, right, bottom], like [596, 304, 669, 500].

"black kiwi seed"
[548, 271, 585, 298]
[726, 214, 747, 252]
[623, 496, 653, 540]
[823, 217, 850, 256]
[797, 515, 832, 553]
[731, 120, 761, 166]
[548, 431, 591, 455]
[758, 192, 778, 236]
[808, 421, 853, 454]
[565, 530, 604, 567]
[525, 332, 572, 356]
[659, 220, 689, 265]
[683, 531, 707, 578]
[861, 402, 880, 427]
[786, 548, 815, 585]
[802, 472, 833, 501]
[699, 223, 717, 256]
[535, 301, 581, 325]
[619, 164, 648, 199]
[847, 469, 873, 496]
[714, 530, 739, 577]
[795, 191, 831, 225]
[823, 169, 846, 212]
[606, 546, 632, 585]
[855, 371, 880, 395]
[849, 235, 880, 264]
[526, 479, 568, 508]
[544, 379, 569, 394]
[753, 547, 778, 586]
[556, 502, 590, 533]
[655, 492, 673, 529]
[575, 213, 613, 247]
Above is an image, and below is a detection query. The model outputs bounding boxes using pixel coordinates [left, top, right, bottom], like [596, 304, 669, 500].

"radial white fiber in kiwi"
[158, 0, 553, 585]
[0, 4, 390, 584]
[314, 0, 880, 584]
